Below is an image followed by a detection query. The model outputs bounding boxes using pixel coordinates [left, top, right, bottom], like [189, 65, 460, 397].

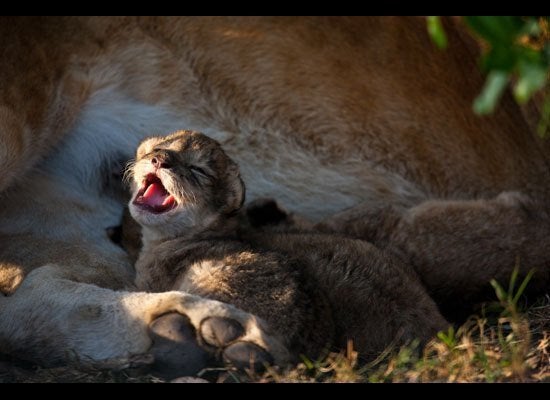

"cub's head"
[128, 130, 245, 240]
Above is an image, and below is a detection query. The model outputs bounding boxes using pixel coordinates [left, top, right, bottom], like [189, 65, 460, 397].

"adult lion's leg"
[318, 192, 550, 319]
[0, 263, 290, 378]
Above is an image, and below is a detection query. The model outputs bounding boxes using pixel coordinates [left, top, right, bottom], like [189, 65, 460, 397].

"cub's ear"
[220, 162, 245, 216]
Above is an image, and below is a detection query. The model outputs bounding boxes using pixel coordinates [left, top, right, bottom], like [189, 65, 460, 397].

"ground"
[1, 294, 548, 383]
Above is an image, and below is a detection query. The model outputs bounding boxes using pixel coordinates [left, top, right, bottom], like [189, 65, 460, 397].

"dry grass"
[261, 269, 550, 383]
[256, 294, 550, 383]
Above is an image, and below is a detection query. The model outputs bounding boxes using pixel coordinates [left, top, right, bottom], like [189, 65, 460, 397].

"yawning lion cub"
[127, 130, 448, 366]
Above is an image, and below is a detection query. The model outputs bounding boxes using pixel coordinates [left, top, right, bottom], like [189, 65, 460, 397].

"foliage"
[427, 16, 550, 137]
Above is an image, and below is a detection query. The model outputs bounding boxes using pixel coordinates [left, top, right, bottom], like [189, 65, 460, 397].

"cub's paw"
[201, 317, 274, 372]
[147, 294, 290, 379]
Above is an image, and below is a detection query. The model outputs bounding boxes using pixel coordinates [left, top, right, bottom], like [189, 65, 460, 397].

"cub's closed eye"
[189, 166, 211, 180]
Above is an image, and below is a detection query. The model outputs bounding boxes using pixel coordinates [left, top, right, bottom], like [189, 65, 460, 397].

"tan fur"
[0, 17, 548, 368]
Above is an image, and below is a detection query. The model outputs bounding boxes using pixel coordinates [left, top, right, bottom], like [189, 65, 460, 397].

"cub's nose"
[151, 151, 173, 169]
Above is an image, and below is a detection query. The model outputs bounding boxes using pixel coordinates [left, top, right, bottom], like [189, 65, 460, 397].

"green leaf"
[481, 44, 518, 71]
[516, 45, 545, 65]
[473, 71, 510, 114]
[427, 16, 448, 49]
[464, 16, 524, 44]
[513, 62, 548, 103]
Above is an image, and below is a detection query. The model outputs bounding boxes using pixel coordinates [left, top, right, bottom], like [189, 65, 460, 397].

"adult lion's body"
[0, 17, 549, 368]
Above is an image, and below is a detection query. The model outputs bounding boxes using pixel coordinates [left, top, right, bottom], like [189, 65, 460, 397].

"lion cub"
[128, 130, 449, 364]
[127, 130, 333, 360]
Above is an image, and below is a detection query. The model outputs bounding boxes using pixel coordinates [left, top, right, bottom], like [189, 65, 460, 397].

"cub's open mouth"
[133, 173, 177, 213]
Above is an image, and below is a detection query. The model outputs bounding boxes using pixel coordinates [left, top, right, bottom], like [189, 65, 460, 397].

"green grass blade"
[512, 269, 535, 306]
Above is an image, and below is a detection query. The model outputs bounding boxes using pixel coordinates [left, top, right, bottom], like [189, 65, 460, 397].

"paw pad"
[149, 313, 211, 379]
[222, 341, 274, 372]
[200, 317, 244, 347]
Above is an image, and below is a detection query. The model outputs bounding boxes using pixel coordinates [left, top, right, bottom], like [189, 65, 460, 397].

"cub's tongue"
[142, 182, 168, 207]
[141, 182, 175, 209]
[134, 175, 177, 213]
